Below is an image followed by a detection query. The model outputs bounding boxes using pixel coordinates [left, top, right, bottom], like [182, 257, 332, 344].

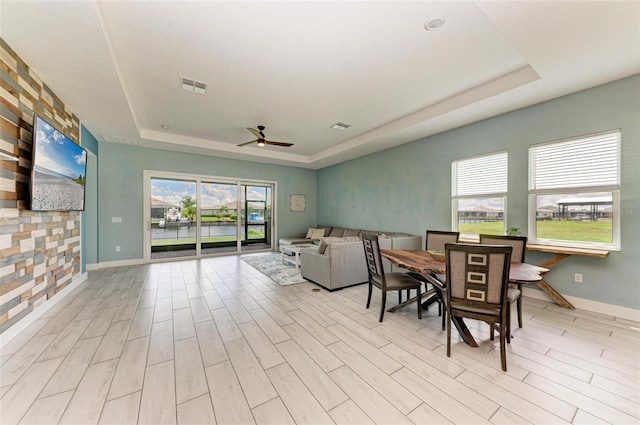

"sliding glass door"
[200, 181, 239, 255]
[149, 177, 197, 260]
[144, 171, 275, 261]
[240, 184, 272, 252]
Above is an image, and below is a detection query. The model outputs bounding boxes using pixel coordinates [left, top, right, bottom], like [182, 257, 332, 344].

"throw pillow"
[305, 227, 317, 239]
[309, 228, 325, 240]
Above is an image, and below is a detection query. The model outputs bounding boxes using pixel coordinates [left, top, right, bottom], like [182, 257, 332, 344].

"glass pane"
[457, 197, 505, 237]
[241, 184, 271, 252]
[535, 192, 613, 243]
[150, 178, 197, 259]
[200, 182, 238, 254]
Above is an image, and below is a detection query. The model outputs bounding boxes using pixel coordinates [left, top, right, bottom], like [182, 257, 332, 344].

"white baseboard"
[0, 272, 88, 347]
[523, 287, 640, 322]
[86, 258, 146, 270]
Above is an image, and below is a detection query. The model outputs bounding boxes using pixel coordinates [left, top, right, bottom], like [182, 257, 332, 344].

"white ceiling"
[1, 1, 639, 169]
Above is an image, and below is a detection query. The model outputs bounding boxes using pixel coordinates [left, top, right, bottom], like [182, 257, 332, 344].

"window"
[528, 130, 620, 250]
[452, 151, 508, 239]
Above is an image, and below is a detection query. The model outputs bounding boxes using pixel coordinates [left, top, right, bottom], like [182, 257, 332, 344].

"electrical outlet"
[574, 273, 583, 283]
[115, 246, 121, 252]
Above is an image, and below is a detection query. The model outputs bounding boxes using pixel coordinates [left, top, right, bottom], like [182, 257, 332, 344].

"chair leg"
[490, 322, 495, 340]
[366, 283, 373, 309]
[517, 295, 523, 328]
[398, 290, 402, 303]
[379, 291, 387, 322]
[416, 286, 422, 320]
[441, 308, 446, 331]
[506, 305, 512, 344]
[499, 321, 507, 372]
[446, 309, 452, 357]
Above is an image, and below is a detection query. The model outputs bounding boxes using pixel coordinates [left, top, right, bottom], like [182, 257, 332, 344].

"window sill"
[526, 244, 610, 258]
[459, 237, 611, 258]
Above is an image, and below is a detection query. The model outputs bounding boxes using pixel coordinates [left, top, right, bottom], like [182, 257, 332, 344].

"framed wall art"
[289, 194, 306, 212]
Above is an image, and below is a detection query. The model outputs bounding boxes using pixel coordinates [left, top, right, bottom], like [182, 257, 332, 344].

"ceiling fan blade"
[246, 128, 262, 139]
[265, 140, 294, 147]
[237, 139, 258, 147]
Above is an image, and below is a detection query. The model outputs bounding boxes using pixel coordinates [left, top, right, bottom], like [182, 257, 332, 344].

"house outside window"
[452, 151, 508, 239]
[528, 130, 621, 250]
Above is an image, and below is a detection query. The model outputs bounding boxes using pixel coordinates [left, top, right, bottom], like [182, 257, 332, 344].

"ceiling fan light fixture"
[257, 140, 266, 147]
[424, 17, 445, 31]
[331, 122, 351, 130]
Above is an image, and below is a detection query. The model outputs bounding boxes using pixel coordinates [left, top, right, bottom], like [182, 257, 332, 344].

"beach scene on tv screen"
[31, 117, 87, 211]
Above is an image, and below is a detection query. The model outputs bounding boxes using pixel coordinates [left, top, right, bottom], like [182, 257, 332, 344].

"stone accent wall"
[0, 38, 82, 334]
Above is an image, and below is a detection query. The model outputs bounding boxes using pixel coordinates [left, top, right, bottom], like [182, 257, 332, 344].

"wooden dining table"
[381, 249, 549, 347]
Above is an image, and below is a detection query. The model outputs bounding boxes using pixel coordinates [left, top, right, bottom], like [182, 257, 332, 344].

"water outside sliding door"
[240, 184, 272, 253]
[149, 178, 198, 259]
[147, 174, 273, 260]
[200, 181, 239, 255]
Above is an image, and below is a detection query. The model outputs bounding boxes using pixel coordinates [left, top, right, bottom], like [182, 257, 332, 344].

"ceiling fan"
[237, 125, 294, 148]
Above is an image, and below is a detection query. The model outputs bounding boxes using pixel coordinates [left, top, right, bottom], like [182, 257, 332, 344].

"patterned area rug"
[240, 253, 307, 286]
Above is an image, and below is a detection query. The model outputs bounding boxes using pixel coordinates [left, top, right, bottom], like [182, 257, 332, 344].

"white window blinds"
[529, 130, 620, 191]
[452, 151, 508, 197]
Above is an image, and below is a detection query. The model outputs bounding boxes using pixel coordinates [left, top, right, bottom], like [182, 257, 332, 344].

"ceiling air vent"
[181, 77, 207, 94]
[99, 135, 141, 146]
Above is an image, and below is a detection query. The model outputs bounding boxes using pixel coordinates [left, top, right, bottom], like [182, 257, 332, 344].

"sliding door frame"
[143, 170, 277, 263]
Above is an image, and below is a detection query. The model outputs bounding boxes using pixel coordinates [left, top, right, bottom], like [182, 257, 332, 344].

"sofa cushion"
[317, 236, 347, 254]
[317, 236, 362, 254]
[329, 227, 345, 237]
[342, 236, 361, 242]
[343, 228, 361, 237]
[317, 240, 328, 254]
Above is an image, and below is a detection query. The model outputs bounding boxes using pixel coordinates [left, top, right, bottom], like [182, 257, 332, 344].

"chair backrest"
[479, 234, 527, 263]
[426, 230, 460, 251]
[445, 243, 512, 316]
[362, 233, 386, 289]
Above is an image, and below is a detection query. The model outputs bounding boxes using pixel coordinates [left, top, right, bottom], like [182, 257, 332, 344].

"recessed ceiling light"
[331, 122, 351, 130]
[161, 124, 169, 129]
[424, 17, 445, 31]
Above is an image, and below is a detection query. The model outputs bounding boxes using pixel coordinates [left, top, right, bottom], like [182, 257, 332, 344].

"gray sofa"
[296, 226, 421, 291]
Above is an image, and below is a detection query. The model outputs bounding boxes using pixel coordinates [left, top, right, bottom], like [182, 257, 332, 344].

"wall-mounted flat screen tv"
[30, 115, 87, 211]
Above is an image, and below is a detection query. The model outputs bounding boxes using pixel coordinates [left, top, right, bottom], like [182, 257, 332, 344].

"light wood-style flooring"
[1, 254, 639, 424]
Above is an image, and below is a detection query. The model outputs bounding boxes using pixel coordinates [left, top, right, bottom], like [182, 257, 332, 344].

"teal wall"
[97, 144, 317, 262]
[318, 75, 640, 309]
[80, 125, 99, 271]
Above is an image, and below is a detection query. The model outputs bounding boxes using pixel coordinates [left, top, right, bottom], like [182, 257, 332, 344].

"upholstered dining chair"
[444, 243, 513, 371]
[362, 233, 423, 322]
[406, 230, 460, 329]
[479, 234, 528, 333]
